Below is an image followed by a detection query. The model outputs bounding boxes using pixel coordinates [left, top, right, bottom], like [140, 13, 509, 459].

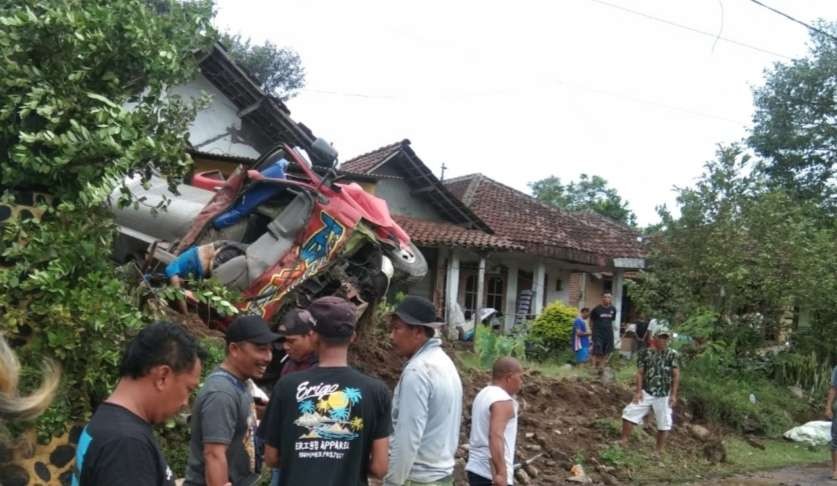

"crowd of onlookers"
[1, 291, 683, 486]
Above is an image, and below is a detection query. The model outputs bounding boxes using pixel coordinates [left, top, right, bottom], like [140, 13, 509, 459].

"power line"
[748, 0, 837, 43]
[584, 0, 793, 59]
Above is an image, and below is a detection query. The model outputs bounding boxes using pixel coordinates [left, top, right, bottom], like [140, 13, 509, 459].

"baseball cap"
[226, 314, 281, 344]
[277, 309, 316, 338]
[307, 296, 357, 338]
[393, 295, 444, 328]
[653, 325, 671, 337]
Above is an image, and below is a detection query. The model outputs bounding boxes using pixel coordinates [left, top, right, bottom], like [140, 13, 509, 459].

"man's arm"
[369, 437, 389, 479]
[669, 368, 680, 406]
[826, 388, 837, 419]
[385, 368, 430, 486]
[633, 368, 644, 403]
[264, 444, 280, 468]
[204, 443, 230, 486]
[488, 400, 515, 486]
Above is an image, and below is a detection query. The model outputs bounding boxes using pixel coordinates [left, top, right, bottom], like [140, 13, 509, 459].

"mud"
[692, 463, 833, 486]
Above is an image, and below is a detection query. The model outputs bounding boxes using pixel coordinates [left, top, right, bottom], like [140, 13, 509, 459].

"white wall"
[545, 266, 571, 306]
[169, 74, 261, 159]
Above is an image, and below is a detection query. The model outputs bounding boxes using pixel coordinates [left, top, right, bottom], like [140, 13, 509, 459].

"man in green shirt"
[619, 325, 680, 458]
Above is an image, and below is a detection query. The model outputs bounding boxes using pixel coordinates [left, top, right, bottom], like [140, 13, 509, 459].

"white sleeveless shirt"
[465, 385, 518, 484]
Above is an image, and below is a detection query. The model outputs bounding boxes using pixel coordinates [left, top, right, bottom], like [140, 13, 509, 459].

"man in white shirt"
[466, 357, 524, 486]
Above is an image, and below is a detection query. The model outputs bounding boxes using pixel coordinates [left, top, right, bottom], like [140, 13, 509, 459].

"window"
[486, 276, 505, 312]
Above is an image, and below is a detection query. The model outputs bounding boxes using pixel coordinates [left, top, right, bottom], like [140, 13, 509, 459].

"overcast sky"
[215, 0, 837, 226]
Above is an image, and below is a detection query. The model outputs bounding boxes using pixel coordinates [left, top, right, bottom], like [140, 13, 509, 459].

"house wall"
[375, 178, 446, 221]
[169, 74, 261, 159]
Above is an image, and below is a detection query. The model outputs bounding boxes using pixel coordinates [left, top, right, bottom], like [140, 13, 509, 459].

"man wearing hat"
[619, 325, 680, 458]
[184, 315, 279, 486]
[386, 295, 463, 486]
[263, 296, 391, 485]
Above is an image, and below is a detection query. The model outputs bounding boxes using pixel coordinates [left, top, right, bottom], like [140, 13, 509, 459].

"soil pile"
[350, 331, 714, 485]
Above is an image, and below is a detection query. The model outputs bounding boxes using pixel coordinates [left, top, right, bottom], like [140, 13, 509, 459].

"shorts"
[575, 346, 590, 363]
[622, 390, 673, 431]
[467, 471, 493, 486]
[592, 329, 614, 356]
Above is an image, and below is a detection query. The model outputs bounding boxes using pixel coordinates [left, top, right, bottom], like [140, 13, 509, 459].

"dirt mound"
[350, 330, 712, 485]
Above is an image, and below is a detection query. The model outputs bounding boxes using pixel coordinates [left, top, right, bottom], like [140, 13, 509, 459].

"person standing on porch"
[386, 296, 463, 486]
[590, 293, 617, 369]
[573, 308, 592, 364]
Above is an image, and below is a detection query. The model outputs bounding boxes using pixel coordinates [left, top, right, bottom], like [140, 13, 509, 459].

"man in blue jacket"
[386, 296, 463, 486]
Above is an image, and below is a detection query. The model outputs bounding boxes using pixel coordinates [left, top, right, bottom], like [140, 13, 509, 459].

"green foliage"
[474, 323, 526, 369]
[766, 350, 832, 400]
[749, 22, 837, 208]
[0, 0, 215, 439]
[528, 300, 577, 359]
[529, 173, 637, 226]
[220, 32, 305, 100]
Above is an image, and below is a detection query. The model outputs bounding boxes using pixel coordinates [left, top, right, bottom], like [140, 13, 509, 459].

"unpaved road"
[692, 463, 834, 485]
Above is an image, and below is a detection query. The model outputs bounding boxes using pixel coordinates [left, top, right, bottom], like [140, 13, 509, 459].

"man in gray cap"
[620, 325, 680, 458]
[386, 295, 463, 486]
[185, 314, 279, 486]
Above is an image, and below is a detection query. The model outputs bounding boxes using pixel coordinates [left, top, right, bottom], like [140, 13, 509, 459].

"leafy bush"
[528, 300, 577, 358]
[474, 323, 526, 369]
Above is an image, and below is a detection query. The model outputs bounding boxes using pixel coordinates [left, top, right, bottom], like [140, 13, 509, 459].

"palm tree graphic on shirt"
[294, 386, 364, 440]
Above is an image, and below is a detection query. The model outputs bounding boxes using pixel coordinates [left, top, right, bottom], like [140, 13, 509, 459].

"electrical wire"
[748, 0, 837, 43]
[584, 0, 793, 59]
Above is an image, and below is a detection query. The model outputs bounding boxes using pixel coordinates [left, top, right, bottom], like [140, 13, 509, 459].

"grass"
[457, 350, 593, 379]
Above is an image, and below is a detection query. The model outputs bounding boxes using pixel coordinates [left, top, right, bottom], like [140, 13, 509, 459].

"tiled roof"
[339, 140, 405, 175]
[444, 174, 645, 264]
[341, 141, 492, 232]
[394, 215, 522, 251]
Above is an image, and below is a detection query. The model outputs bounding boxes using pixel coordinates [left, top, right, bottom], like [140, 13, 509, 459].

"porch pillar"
[612, 269, 625, 348]
[533, 262, 546, 316]
[504, 263, 518, 332]
[445, 252, 460, 336]
[473, 255, 486, 327]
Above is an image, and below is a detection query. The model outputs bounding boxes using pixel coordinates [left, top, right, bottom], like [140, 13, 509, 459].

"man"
[165, 241, 243, 313]
[573, 308, 592, 365]
[73, 322, 205, 486]
[386, 295, 463, 486]
[824, 364, 837, 480]
[465, 357, 523, 486]
[256, 308, 319, 486]
[620, 325, 680, 458]
[263, 296, 391, 485]
[590, 293, 618, 369]
[185, 315, 279, 486]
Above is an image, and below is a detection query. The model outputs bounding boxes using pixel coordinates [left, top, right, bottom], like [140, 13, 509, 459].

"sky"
[214, 0, 837, 226]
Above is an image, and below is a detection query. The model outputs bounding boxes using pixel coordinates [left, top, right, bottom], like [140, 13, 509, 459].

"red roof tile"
[444, 174, 645, 263]
[340, 140, 406, 175]
[394, 215, 522, 251]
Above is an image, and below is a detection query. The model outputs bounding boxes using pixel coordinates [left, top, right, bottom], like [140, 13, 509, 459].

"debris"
[688, 424, 712, 442]
[788, 385, 804, 399]
[567, 464, 592, 483]
[515, 468, 531, 484]
[783, 420, 832, 446]
[744, 435, 766, 450]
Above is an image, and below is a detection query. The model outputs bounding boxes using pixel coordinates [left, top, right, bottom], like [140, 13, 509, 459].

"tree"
[529, 173, 637, 226]
[749, 22, 837, 210]
[0, 0, 214, 439]
[220, 32, 305, 100]
[631, 145, 836, 355]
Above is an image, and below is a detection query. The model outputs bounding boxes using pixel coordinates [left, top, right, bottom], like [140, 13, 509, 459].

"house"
[168, 42, 314, 173]
[340, 140, 647, 336]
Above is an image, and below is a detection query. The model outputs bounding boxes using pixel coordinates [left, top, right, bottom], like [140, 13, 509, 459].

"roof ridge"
[442, 173, 481, 184]
[341, 139, 409, 167]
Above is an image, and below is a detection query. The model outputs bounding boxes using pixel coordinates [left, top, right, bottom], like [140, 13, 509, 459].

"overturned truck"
[110, 139, 428, 329]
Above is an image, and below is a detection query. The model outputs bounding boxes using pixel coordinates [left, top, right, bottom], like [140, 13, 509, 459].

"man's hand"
[669, 394, 677, 407]
[633, 391, 643, 404]
[493, 472, 507, 485]
[826, 406, 833, 420]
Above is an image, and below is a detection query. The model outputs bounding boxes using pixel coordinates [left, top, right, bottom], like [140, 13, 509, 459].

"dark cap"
[393, 295, 444, 328]
[277, 309, 316, 337]
[308, 296, 357, 338]
[226, 314, 280, 344]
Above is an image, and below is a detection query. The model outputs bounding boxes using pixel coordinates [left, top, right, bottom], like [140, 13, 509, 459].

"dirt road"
[693, 463, 833, 485]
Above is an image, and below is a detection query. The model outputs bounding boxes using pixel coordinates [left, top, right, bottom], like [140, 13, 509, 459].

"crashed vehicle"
[110, 139, 428, 327]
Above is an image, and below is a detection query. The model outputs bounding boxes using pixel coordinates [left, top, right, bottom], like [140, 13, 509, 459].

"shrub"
[474, 323, 526, 369]
[528, 300, 577, 358]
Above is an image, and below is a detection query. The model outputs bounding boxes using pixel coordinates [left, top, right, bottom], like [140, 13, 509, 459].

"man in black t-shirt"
[590, 293, 618, 369]
[263, 296, 392, 486]
[72, 322, 206, 486]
